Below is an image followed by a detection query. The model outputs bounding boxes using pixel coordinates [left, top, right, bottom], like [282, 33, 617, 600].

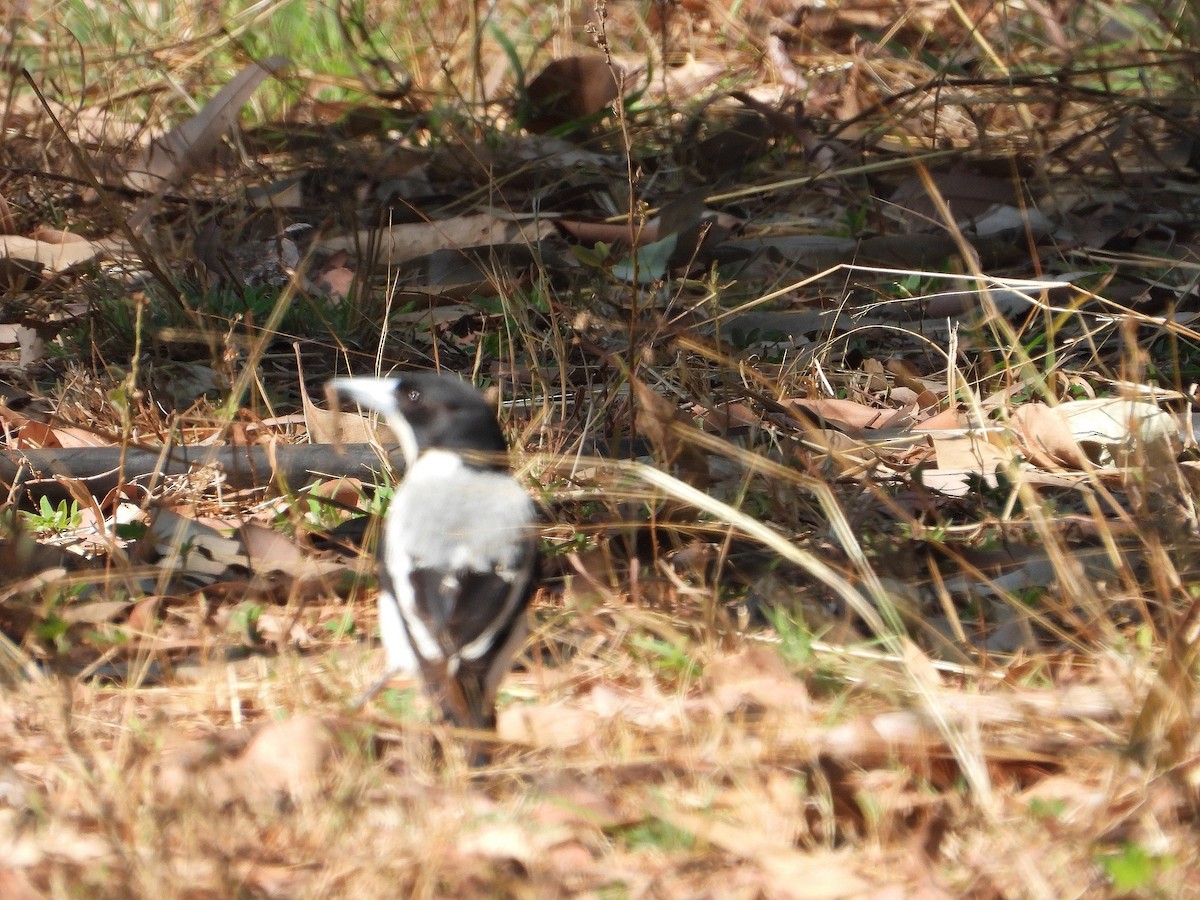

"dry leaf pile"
[0, 0, 1198, 895]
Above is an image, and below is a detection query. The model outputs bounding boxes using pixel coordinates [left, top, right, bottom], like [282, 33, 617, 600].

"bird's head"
[329, 374, 509, 467]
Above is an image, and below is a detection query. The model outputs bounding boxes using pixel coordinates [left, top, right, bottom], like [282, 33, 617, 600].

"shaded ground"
[0, 0, 1199, 895]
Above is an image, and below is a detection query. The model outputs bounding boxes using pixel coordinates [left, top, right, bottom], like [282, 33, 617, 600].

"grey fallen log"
[0, 443, 401, 506]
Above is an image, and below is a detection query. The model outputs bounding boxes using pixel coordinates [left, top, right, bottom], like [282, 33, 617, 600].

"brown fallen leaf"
[789, 397, 893, 432]
[923, 432, 1011, 496]
[653, 806, 874, 899]
[0, 867, 39, 900]
[1010, 402, 1092, 470]
[706, 645, 809, 715]
[523, 55, 621, 134]
[313, 264, 354, 301]
[300, 346, 395, 445]
[125, 56, 291, 195]
[161, 716, 338, 810]
[555, 217, 654, 246]
[889, 169, 1021, 230]
[914, 407, 969, 431]
[498, 700, 597, 750]
[526, 781, 625, 830]
[308, 476, 367, 510]
[630, 374, 711, 488]
[228, 715, 335, 804]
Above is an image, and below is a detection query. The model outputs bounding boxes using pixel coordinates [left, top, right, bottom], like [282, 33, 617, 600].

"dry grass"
[1, 0, 1200, 896]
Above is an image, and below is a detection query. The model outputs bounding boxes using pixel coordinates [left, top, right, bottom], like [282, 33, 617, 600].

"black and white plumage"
[329, 373, 538, 753]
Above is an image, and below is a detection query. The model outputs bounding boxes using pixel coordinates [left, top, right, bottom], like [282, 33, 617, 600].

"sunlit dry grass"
[0, 613, 1181, 897]
[2, 0, 1200, 896]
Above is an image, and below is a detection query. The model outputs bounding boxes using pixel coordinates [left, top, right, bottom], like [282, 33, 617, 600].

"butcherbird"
[330, 373, 538, 763]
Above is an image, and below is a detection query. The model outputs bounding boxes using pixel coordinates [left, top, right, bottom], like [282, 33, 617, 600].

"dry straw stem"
[706, 148, 961, 205]
[627, 458, 997, 814]
[133, 205, 316, 587]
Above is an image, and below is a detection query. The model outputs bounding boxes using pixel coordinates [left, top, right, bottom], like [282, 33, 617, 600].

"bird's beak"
[328, 376, 422, 465]
[327, 377, 401, 417]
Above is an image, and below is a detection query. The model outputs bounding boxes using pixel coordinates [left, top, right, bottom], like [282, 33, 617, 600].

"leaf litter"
[0, 0, 1198, 895]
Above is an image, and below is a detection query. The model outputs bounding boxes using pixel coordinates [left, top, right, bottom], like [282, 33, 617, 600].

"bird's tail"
[429, 665, 496, 766]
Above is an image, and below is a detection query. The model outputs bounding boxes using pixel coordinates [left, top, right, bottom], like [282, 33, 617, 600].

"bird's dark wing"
[407, 547, 537, 732]
[407, 566, 525, 653]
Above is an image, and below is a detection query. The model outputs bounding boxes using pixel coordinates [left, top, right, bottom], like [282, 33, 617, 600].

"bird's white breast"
[379, 449, 537, 669]
[389, 450, 537, 570]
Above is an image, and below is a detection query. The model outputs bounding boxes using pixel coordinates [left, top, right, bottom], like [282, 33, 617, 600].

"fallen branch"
[0, 443, 399, 506]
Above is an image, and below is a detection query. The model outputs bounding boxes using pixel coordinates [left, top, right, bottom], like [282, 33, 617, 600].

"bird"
[328, 373, 539, 763]
[195, 221, 313, 290]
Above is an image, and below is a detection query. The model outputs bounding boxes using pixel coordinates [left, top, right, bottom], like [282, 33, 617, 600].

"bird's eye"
[407, 389, 421, 403]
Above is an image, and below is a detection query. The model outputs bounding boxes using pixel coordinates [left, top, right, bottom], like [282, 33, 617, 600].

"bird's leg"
[459, 735, 493, 769]
[357, 671, 495, 766]
[430, 666, 499, 767]
[353, 667, 398, 712]
[432, 721, 496, 769]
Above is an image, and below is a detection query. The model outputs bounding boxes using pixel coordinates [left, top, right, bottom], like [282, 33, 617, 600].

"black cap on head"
[391, 373, 508, 457]
[329, 373, 509, 466]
